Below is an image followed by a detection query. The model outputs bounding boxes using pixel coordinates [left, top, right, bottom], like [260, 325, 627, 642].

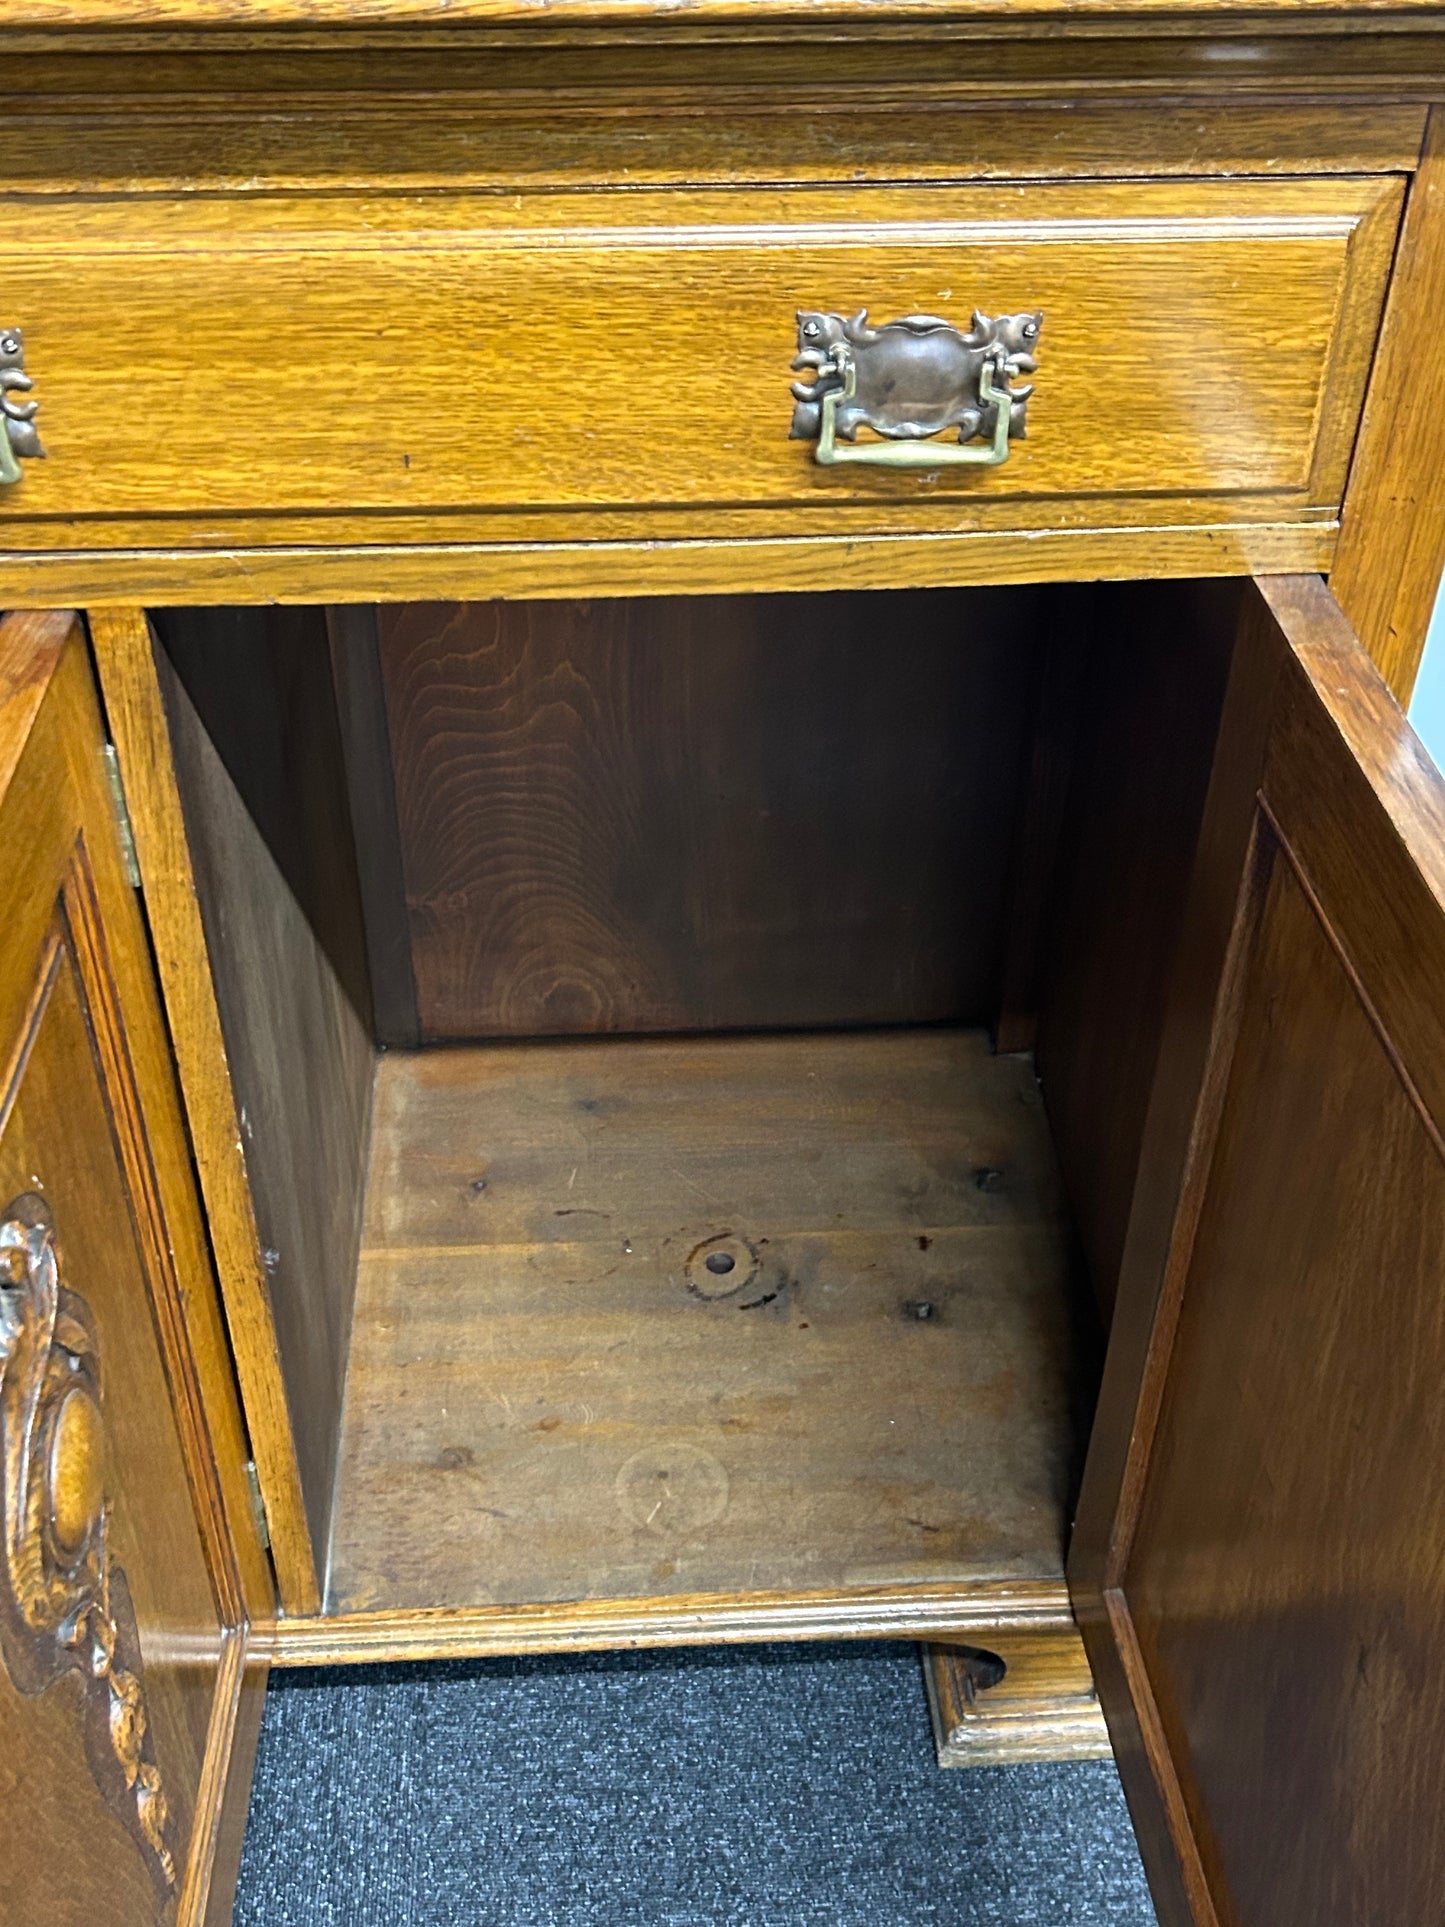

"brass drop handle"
[788, 308, 1042, 470]
[817, 353, 1013, 469]
[0, 327, 45, 486]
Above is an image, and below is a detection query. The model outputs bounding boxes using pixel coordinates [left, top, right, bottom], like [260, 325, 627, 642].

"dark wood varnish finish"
[1036, 580, 1238, 1322]
[154, 606, 374, 1036]
[1074, 575, 1445, 1927]
[368, 592, 1039, 1040]
[153, 638, 374, 1583]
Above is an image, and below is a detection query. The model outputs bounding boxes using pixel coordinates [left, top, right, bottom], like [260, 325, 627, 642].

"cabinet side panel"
[155, 648, 374, 1581]
[1331, 110, 1445, 704]
[154, 607, 374, 1035]
[1036, 581, 1237, 1323]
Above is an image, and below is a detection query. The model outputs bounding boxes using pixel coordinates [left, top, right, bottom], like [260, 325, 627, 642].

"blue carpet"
[235, 1642, 1157, 1926]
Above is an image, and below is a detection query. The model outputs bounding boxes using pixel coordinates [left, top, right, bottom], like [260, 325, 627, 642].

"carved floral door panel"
[0, 610, 264, 1927]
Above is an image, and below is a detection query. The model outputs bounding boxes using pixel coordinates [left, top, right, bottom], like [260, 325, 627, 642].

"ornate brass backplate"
[788, 308, 1042, 468]
[0, 327, 44, 485]
[0, 1196, 177, 1897]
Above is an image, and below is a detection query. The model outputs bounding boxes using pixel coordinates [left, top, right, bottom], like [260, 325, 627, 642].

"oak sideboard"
[3, 5, 1445, 1922]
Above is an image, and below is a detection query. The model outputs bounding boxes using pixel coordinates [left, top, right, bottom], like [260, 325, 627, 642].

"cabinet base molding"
[924, 1628, 1111, 1769]
[266, 1582, 1075, 1668]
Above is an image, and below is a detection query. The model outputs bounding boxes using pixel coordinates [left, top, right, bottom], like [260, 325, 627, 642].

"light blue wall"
[1409, 585, 1445, 770]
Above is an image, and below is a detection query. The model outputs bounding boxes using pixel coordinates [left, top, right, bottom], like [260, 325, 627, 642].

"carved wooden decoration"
[0, 1195, 176, 1896]
[0, 326, 44, 485]
[789, 308, 1042, 445]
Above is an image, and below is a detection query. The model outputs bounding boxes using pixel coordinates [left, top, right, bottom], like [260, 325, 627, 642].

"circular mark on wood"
[684, 1232, 759, 1300]
[615, 1444, 730, 1535]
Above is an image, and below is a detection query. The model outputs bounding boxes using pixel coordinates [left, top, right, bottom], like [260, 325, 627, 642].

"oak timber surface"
[10, 0, 1445, 28]
[326, 1029, 1082, 1617]
[0, 179, 1398, 535]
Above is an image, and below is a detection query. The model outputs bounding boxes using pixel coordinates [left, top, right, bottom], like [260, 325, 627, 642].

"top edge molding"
[7, 0, 1445, 39]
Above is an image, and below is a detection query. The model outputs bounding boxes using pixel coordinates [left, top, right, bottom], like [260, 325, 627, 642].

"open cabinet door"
[1073, 573, 1445, 1927]
[0, 612, 270, 1925]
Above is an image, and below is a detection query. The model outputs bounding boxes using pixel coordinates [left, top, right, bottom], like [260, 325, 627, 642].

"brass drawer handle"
[789, 309, 1042, 470]
[0, 328, 44, 486]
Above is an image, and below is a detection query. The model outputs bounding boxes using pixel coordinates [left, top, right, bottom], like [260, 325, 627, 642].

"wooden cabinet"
[4, 11, 1445, 1926]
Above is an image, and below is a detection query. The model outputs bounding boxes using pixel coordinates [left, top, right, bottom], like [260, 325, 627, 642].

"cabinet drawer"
[0, 176, 1401, 543]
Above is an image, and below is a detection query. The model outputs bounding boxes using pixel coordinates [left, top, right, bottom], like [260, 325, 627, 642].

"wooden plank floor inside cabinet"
[325, 1029, 1085, 1619]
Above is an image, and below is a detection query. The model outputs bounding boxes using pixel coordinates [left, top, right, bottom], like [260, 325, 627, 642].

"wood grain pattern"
[6, 0, 1445, 32]
[0, 517, 1342, 611]
[1330, 109, 1445, 704]
[0, 99, 1425, 194]
[924, 1626, 1111, 1768]
[11, 616, 274, 1646]
[0, 612, 258, 1926]
[155, 607, 373, 1037]
[370, 590, 1039, 1039]
[271, 1577, 1075, 1666]
[0, 178, 1399, 529]
[1077, 574, 1445, 1927]
[9, 29, 1445, 105]
[1036, 580, 1238, 1322]
[155, 645, 375, 1593]
[88, 609, 322, 1615]
[327, 1029, 1089, 1619]
[326, 606, 420, 1047]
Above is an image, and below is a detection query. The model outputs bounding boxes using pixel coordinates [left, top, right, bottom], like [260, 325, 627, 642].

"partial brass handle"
[789, 307, 1042, 470]
[0, 327, 44, 486]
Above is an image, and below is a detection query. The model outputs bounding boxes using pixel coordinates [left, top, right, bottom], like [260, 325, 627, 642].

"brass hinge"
[100, 743, 141, 889]
[243, 1460, 271, 1551]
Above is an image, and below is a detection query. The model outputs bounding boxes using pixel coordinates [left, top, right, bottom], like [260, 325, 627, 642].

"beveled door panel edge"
[269, 1578, 1075, 1666]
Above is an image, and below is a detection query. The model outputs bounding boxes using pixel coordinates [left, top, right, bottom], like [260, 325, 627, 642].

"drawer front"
[0, 177, 1401, 531]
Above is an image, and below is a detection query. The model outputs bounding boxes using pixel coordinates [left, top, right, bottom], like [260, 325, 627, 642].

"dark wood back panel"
[1035, 580, 1238, 1323]
[354, 589, 1043, 1042]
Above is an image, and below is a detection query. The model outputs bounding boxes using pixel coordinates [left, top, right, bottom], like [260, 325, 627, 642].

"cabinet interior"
[150, 579, 1239, 1621]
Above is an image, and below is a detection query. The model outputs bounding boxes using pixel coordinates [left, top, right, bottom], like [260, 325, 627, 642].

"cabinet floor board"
[324, 1028, 1084, 1620]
